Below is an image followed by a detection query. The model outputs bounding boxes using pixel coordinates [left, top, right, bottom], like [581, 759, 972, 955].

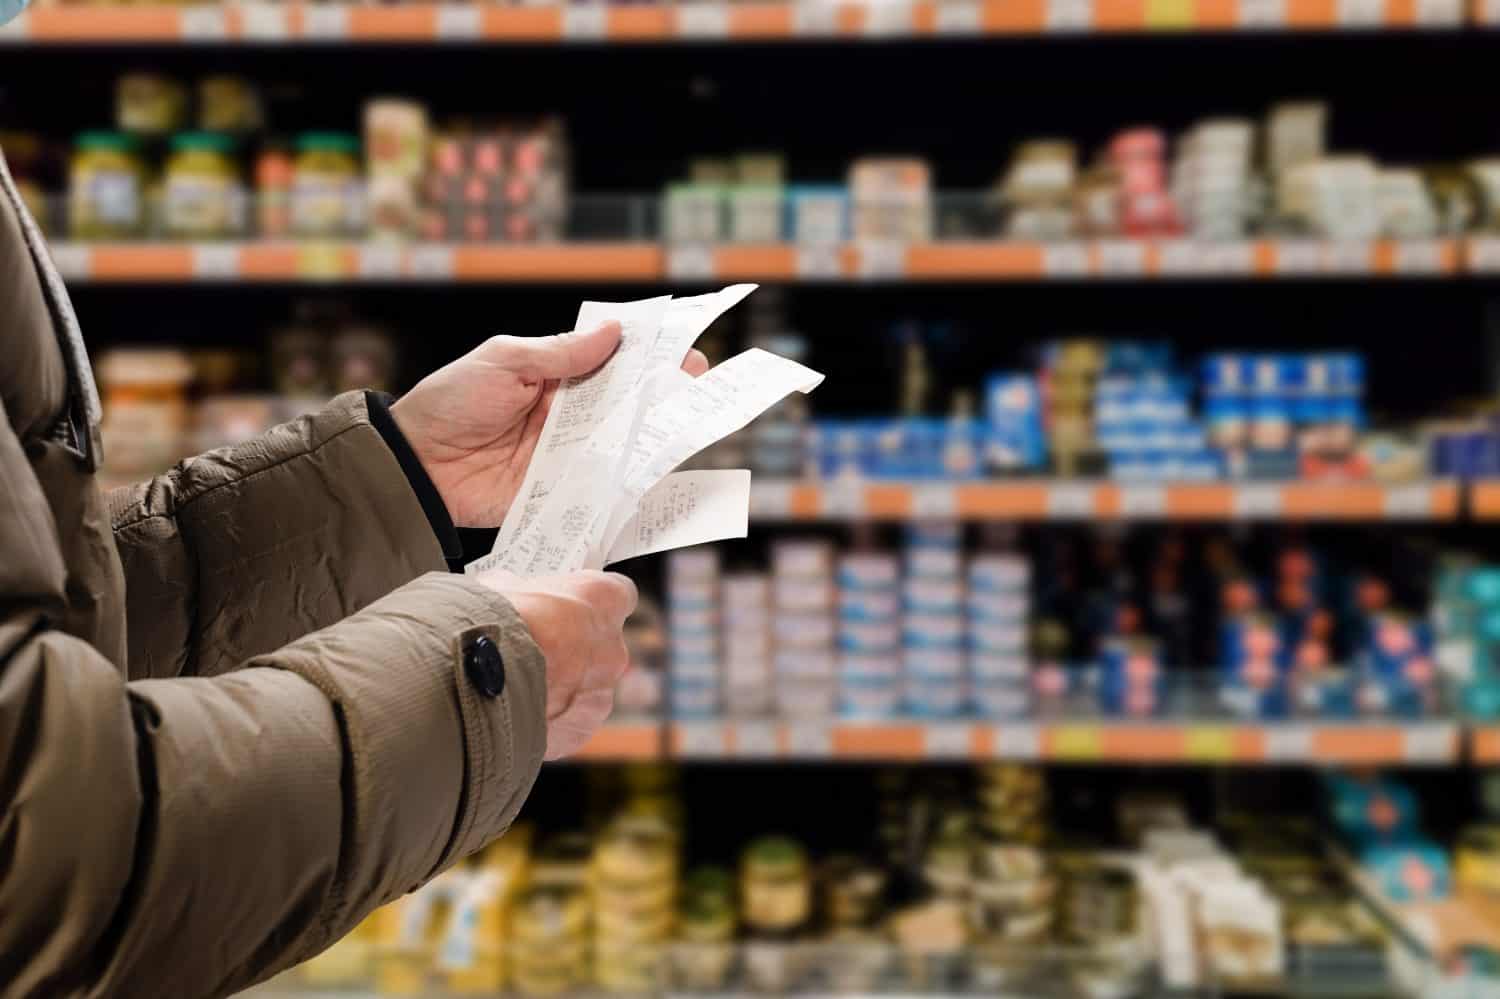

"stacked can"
[591, 815, 679, 993]
[722, 572, 773, 716]
[968, 554, 1031, 719]
[1107, 128, 1178, 238]
[903, 523, 968, 717]
[668, 550, 721, 719]
[1171, 118, 1254, 241]
[772, 540, 838, 718]
[837, 552, 902, 718]
[1098, 637, 1167, 717]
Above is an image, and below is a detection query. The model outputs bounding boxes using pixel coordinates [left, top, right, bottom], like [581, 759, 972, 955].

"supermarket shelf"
[553, 716, 1471, 765]
[570, 721, 664, 759]
[39, 238, 1479, 284]
[1471, 726, 1500, 763]
[748, 479, 1462, 521]
[653, 719, 1464, 764]
[0, 0, 1470, 46]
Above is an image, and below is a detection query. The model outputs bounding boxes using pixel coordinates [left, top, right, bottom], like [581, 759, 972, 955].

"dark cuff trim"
[365, 390, 463, 569]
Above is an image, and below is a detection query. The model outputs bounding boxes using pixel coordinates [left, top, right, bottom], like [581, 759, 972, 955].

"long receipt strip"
[466, 286, 825, 577]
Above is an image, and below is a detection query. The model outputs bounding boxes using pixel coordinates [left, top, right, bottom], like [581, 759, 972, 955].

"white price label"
[1237, 0, 1285, 26]
[1047, 484, 1095, 519]
[1157, 241, 1202, 276]
[863, 0, 913, 34]
[786, 721, 831, 757]
[734, 722, 780, 758]
[436, 5, 483, 39]
[912, 484, 956, 518]
[49, 244, 91, 281]
[822, 480, 864, 518]
[301, 5, 349, 39]
[925, 724, 973, 759]
[1394, 240, 1445, 274]
[667, 244, 716, 281]
[1044, 0, 1092, 29]
[563, 3, 608, 38]
[1403, 724, 1456, 763]
[795, 242, 844, 279]
[1384, 483, 1432, 519]
[192, 245, 239, 280]
[1413, 0, 1460, 24]
[408, 245, 454, 279]
[0, 10, 28, 40]
[995, 724, 1041, 760]
[750, 481, 795, 518]
[1470, 237, 1500, 272]
[1275, 240, 1323, 274]
[1120, 485, 1167, 518]
[793, 0, 842, 33]
[180, 7, 228, 40]
[1264, 724, 1313, 762]
[677, 723, 726, 758]
[1043, 242, 1090, 276]
[676, 2, 730, 36]
[934, 0, 983, 32]
[1095, 239, 1147, 276]
[1335, 0, 1383, 24]
[1233, 484, 1282, 518]
[241, 4, 289, 39]
[856, 240, 907, 279]
[358, 244, 404, 279]
[1209, 241, 1255, 274]
[1323, 241, 1372, 274]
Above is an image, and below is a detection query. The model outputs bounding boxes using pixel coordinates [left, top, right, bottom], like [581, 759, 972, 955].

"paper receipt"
[467, 286, 822, 579]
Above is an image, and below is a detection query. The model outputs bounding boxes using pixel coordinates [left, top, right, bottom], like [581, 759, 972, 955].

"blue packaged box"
[1220, 679, 1289, 719]
[969, 652, 1029, 682]
[972, 681, 1030, 719]
[838, 553, 900, 590]
[1362, 842, 1451, 903]
[968, 555, 1029, 594]
[903, 613, 965, 650]
[786, 184, 849, 243]
[838, 620, 901, 654]
[969, 620, 1027, 655]
[669, 678, 720, 718]
[904, 647, 966, 679]
[904, 675, 967, 718]
[904, 578, 965, 614]
[907, 546, 964, 580]
[968, 590, 1029, 622]
[984, 374, 1046, 471]
[1098, 674, 1167, 718]
[839, 676, 903, 719]
[839, 589, 901, 623]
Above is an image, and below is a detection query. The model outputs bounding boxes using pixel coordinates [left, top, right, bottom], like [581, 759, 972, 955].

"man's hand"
[475, 568, 638, 760]
[391, 323, 709, 529]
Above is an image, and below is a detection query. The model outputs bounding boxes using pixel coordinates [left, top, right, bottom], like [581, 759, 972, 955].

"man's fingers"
[681, 349, 710, 377]
[506, 321, 623, 380]
[568, 569, 637, 623]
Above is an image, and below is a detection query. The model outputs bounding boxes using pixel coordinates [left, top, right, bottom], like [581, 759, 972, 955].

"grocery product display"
[11, 13, 1500, 999]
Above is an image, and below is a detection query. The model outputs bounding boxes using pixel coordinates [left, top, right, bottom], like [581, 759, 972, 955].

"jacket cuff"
[254, 571, 547, 919]
[365, 390, 462, 568]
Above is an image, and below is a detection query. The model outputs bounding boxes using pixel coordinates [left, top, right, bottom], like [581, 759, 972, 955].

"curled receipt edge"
[467, 285, 827, 578]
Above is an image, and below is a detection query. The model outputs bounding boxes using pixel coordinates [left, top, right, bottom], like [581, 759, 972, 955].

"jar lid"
[76, 131, 139, 154]
[296, 132, 359, 156]
[171, 131, 235, 155]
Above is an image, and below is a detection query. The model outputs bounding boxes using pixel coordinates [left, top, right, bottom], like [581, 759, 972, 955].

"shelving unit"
[9, 5, 1500, 997]
[0, 0, 1474, 44]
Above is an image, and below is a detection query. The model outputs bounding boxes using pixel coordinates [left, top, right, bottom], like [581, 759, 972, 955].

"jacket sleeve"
[0, 403, 549, 997]
[108, 390, 450, 680]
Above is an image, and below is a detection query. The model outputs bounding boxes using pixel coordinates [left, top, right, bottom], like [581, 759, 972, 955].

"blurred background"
[6, 5, 1500, 996]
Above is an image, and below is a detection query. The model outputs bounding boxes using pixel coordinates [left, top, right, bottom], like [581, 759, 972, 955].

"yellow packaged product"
[1456, 824, 1500, 894]
[443, 827, 533, 994]
[291, 132, 361, 238]
[115, 74, 185, 135]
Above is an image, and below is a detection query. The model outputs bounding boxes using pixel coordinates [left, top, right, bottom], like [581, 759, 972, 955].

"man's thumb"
[520, 321, 622, 379]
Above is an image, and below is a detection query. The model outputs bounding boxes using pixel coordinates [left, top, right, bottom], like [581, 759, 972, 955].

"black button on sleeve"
[463, 634, 506, 699]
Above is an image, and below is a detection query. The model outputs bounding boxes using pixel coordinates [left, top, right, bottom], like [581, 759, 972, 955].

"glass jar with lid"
[163, 132, 243, 240]
[69, 131, 145, 240]
[292, 132, 363, 238]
